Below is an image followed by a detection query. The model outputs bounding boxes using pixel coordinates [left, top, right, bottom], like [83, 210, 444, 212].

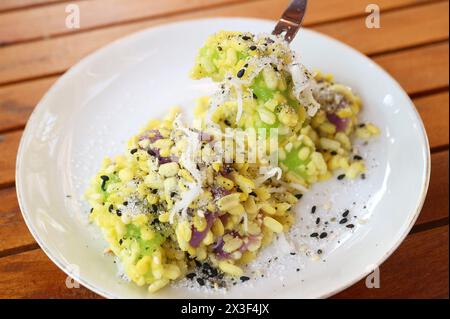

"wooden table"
[0, 0, 448, 299]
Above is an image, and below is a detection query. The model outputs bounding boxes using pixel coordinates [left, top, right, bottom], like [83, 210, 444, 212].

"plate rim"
[15, 17, 431, 299]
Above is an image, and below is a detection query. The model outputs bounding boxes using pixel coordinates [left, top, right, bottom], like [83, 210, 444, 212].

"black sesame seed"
[361, 174, 366, 180]
[242, 36, 251, 41]
[319, 232, 328, 239]
[311, 205, 317, 214]
[310, 232, 319, 238]
[89, 208, 93, 214]
[130, 148, 138, 155]
[250, 45, 257, 50]
[353, 155, 363, 160]
[342, 210, 350, 217]
[240, 276, 250, 282]
[123, 201, 128, 206]
[237, 68, 246, 78]
[337, 174, 346, 180]
[290, 252, 296, 256]
[217, 46, 223, 51]
[196, 278, 205, 286]
[346, 224, 355, 229]
[358, 123, 366, 128]
[331, 151, 338, 155]
[100, 175, 109, 191]
[296, 268, 300, 272]
[295, 194, 303, 199]
[317, 249, 323, 255]
[108, 204, 113, 213]
[339, 218, 348, 224]
[119, 239, 123, 245]
[316, 217, 320, 225]
[186, 273, 196, 279]
[244, 63, 249, 68]
[116, 210, 122, 217]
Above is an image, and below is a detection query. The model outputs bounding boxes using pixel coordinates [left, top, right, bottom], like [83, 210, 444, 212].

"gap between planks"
[0, 1, 448, 86]
[0, 0, 445, 47]
[0, 0, 69, 14]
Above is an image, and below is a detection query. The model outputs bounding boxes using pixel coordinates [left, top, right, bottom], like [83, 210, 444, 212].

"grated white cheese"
[286, 182, 309, 193]
[169, 115, 205, 223]
[255, 166, 282, 186]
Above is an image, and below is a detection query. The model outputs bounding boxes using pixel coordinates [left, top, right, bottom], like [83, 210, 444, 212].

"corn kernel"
[218, 261, 244, 277]
[263, 216, 283, 233]
[135, 256, 152, 275]
[258, 108, 276, 125]
[212, 219, 225, 236]
[162, 264, 181, 280]
[217, 176, 235, 190]
[158, 212, 170, 223]
[159, 162, 179, 177]
[148, 278, 169, 293]
[223, 237, 243, 253]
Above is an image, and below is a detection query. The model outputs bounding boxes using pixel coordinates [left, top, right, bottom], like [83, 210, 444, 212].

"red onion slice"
[327, 112, 350, 132]
[189, 212, 215, 247]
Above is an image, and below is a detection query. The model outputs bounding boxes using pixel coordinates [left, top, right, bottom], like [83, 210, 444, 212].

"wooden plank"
[0, 0, 250, 44]
[417, 150, 449, 225]
[373, 42, 449, 95]
[0, 248, 100, 298]
[0, 130, 21, 187]
[0, 0, 433, 45]
[335, 225, 449, 298]
[0, 187, 35, 254]
[0, 0, 448, 84]
[0, 77, 56, 132]
[415, 92, 449, 151]
[0, 225, 447, 298]
[314, 0, 449, 56]
[1, 150, 447, 256]
[0, 0, 65, 12]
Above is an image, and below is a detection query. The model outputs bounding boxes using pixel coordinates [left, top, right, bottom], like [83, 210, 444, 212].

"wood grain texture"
[314, 1, 449, 56]
[416, 150, 449, 225]
[0, 0, 435, 45]
[0, 0, 448, 85]
[373, 42, 449, 95]
[0, 248, 100, 299]
[0, 77, 56, 132]
[4, 0, 256, 45]
[334, 225, 449, 298]
[0, 0, 253, 44]
[0, 0, 65, 12]
[0, 130, 21, 187]
[1, 150, 447, 255]
[415, 92, 449, 151]
[0, 225, 447, 298]
[0, 187, 35, 255]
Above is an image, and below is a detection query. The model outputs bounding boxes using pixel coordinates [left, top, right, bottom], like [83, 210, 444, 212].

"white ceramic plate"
[16, 18, 430, 299]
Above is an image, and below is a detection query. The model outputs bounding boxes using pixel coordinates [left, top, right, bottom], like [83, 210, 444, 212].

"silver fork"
[272, 0, 308, 43]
